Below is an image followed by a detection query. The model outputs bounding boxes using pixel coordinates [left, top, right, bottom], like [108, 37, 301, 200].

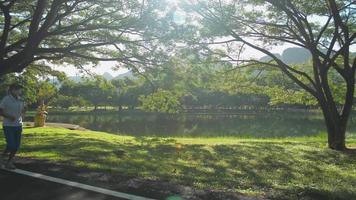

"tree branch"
[229, 30, 318, 97]
[316, 15, 333, 43]
[0, 3, 11, 59]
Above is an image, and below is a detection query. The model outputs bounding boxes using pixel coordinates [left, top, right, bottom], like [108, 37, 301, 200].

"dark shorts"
[3, 126, 22, 152]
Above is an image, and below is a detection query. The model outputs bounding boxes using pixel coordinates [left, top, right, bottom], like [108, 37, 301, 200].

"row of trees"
[0, 64, 272, 112]
[1, 53, 351, 113]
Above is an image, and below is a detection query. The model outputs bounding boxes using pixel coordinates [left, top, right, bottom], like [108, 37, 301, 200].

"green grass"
[1, 127, 356, 199]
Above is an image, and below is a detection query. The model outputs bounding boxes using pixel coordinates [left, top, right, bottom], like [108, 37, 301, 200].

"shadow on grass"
[2, 128, 356, 200]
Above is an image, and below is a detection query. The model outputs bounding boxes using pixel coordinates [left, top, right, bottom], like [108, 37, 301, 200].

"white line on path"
[3, 168, 156, 200]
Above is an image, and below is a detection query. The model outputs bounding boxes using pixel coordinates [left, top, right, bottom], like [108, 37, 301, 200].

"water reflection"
[40, 112, 356, 138]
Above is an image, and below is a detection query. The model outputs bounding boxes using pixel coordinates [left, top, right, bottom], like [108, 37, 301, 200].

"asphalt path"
[0, 169, 129, 200]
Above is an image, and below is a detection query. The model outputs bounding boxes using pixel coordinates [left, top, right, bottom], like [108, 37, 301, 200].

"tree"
[183, 0, 356, 150]
[0, 64, 62, 106]
[0, 0, 169, 76]
[119, 77, 152, 109]
[216, 63, 319, 107]
[53, 95, 73, 109]
[59, 77, 115, 110]
[139, 89, 182, 113]
[110, 78, 125, 111]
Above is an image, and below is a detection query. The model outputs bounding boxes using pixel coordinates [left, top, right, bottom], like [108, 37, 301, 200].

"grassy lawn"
[1, 127, 356, 200]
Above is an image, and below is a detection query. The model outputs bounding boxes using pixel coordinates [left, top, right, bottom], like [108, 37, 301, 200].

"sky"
[55, 42, 356, 77]
[53, 61, 129, 77]
[53, 43, 302, 77]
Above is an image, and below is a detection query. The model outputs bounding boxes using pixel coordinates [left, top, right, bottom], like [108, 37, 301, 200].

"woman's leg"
[1, 128, 9, 167]
[2, 126, 20, 169]
[2, 126, 13, 159]
[7, 126, 22, 163]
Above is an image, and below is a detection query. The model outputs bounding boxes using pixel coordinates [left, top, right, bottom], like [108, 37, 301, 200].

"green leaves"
[59, 76, 116, 108]
[0, 0, 175, 76]
[139, 89, 182, 113]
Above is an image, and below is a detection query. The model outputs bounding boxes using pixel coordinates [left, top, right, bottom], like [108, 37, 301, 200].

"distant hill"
[68, 75, 83, 82]
[114, 71, 134, 79]
[102, 72, 114, 80]
[67, 71, 133, 82]
[260, 47, 356, 65]
[282, 47, 311, 64]
[259, 47, 311, 64]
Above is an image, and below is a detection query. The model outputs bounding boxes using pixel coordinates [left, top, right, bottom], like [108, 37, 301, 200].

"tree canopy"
[0, 0, 171, 76]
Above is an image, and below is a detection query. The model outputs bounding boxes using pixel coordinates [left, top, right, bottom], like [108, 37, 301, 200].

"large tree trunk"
[319, 92, 353, 151]
[322, 110, 347, 150]
[327, 72, 355, 150]
[314, 57, 354, 151]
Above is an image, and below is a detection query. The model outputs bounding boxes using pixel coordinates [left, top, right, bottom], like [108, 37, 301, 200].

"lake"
[43, 111, 356, 138]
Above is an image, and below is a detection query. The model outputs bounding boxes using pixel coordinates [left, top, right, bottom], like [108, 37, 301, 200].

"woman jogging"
[0, 83, 25, 170]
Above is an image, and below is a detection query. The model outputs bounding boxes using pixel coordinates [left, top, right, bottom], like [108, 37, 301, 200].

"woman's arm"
[0, 108, 16, 121]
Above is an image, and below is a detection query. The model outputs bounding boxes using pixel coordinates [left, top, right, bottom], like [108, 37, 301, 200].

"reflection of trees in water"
[46, 112, 356, 137]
